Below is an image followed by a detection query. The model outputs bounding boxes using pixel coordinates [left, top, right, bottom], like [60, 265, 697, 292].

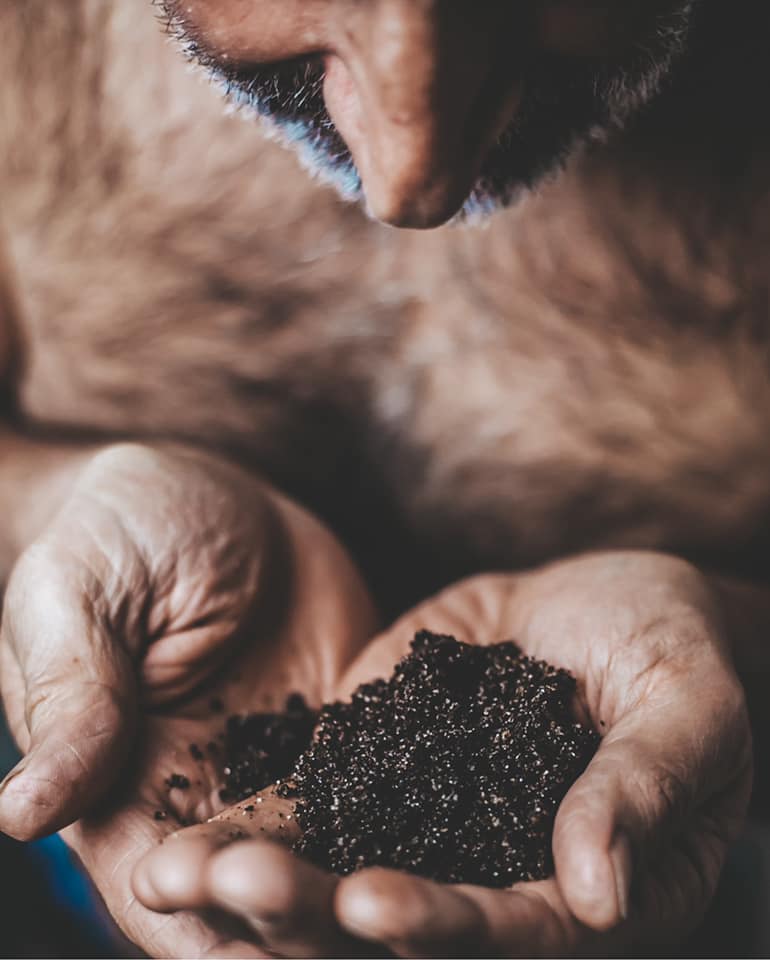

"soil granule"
[225, 631, 599, 888]
[165, 773, 190, 791]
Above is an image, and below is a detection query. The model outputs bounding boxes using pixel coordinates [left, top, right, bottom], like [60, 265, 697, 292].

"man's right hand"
[0, 441, 378, 956]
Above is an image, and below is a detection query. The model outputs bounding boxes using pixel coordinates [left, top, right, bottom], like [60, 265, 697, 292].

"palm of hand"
[333, 560, 752, 954]
[135, 553, 752, 958]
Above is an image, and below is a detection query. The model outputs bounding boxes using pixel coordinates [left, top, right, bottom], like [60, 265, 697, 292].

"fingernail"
[609, 832, 633, 922]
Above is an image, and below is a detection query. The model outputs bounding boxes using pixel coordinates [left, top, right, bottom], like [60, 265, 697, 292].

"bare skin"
[0, 0, 767, 956]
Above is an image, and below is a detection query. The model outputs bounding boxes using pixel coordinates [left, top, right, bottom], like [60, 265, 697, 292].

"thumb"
[0, 545, 136, 841]
[551, 676, 751, 934]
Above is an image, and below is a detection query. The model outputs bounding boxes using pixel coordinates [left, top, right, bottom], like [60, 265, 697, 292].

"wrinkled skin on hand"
[133, 552, 753, 958]
[0, 443, 378, 957]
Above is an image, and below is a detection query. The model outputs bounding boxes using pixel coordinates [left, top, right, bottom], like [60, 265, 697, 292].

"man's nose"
[324, 1, 522, 228]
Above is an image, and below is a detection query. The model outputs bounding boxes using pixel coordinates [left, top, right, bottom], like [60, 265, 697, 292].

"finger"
[132, 790, 298, 915]
[205, 840, 361, 958]
[336, 868, 487, 957]
[135, 815, 362, 958]
[336, 868, 586, 958]
[67, 806, 270, 959]
[337, 575, 516, 696]
[0, 544, 136, 840]
[133, 822, 237, 913]
[552, 672, 752, 934]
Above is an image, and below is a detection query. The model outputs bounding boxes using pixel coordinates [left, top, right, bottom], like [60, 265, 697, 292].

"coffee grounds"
[220, 693, 317, 803]
[221, 631, 599, 888]
[287, 631, 599, 887]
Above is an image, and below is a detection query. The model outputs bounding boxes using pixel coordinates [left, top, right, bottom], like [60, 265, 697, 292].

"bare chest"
[3, 2, 770, 603]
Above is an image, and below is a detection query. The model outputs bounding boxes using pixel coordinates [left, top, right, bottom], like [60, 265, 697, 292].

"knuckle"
[5, 540, 89, 629]
[623, 760, 693, 852]
[85, 441, 160, 476]
[651, 764, 691, 823]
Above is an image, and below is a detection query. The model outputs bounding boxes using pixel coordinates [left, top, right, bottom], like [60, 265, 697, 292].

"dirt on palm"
[224, 630, 599, 888]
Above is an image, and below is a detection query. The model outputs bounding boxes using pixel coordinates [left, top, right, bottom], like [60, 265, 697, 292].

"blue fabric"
[0, 722, 120, 958]
[27, 834, 104, 924]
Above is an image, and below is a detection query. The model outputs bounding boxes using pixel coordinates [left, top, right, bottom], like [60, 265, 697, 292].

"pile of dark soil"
[220, 693, 317, 803]
[225, 631, 599, 888]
